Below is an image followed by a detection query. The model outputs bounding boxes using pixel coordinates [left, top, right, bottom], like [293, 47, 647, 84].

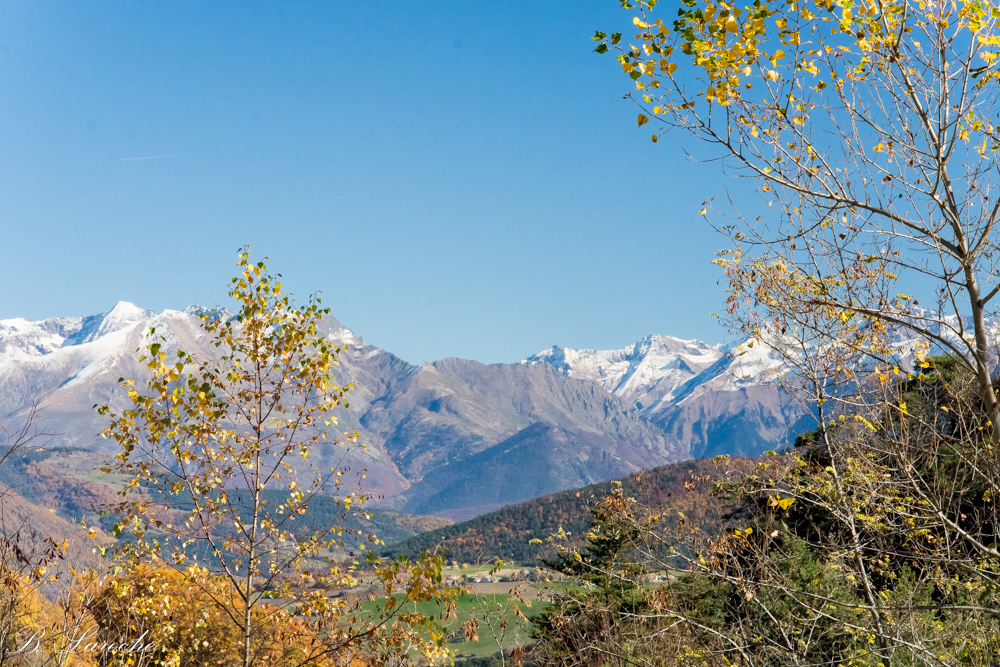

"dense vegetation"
[529, 358, 1000, 666]
[383, 457, 737, 565]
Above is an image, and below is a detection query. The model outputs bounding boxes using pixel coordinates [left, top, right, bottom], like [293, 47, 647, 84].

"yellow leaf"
[638, 114, 650, 127]
[699, 208, 707, 215]
[766, 70, 780, 81]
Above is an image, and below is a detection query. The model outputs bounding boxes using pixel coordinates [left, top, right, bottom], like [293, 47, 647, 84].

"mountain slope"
[382, 456, 746, 565]
[0, 305, 691, 519]
[525, 336, 812, 460]
[524, 335, 723, 413]
[401, 422, 658, 521]
[0, 304, 406, 495]
[357, 357, 680, 480]
[0, 303, 811, 521]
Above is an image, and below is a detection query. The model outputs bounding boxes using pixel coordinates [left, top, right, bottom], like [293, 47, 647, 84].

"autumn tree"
[97, 249, 455, 667]
[533, 361, 1000, 666]
[533, 2, 1000, 665]
[0, 402, 76, 667]
[594, 0, 1000, 431]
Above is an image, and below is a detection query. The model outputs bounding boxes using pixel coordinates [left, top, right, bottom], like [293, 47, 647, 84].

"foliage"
[530, 483, 654, 667]
[454, 562, 535, 667]
[569, 4, 1000, 663]
[595, 0, 1000, 435]
[0, 402, 81, 667]
[454, 651, 536, 667]
[0, 528, 62, 667]
[531, 359, 1000, 666]
[94, 248, 457, 666]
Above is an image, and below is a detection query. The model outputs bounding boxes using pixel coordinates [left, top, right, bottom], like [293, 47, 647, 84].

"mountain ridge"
[0, 302, 810, 519]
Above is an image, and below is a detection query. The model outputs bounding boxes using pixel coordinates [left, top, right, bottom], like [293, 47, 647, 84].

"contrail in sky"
[121, 154, 184, 161]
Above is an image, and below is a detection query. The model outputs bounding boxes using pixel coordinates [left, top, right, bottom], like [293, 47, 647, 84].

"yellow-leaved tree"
[596, 0, 1000, 431]
[536, 3, 1000, 666]
[96, 249, 455, 667]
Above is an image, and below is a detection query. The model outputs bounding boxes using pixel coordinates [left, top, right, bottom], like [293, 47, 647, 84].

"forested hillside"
[382, 456, 743, 565]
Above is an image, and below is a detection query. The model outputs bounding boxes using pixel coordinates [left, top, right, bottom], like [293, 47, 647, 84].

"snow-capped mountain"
[0, 302, 395, 488]
[0, 303, 816, 520]
[523, 335, 724, 414]
[9, 298, 999, 523]
[524, 334, 809, 459]
[523, 335, 796, 410]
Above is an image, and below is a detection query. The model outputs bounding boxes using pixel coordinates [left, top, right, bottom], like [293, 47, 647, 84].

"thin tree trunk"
[964, 264, 999, 438]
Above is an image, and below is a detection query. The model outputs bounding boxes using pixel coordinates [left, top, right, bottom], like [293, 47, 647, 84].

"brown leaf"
[463, 618, 479, 642]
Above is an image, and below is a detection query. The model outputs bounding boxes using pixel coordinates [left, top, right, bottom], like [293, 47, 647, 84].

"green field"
[361, 589, 547, 659]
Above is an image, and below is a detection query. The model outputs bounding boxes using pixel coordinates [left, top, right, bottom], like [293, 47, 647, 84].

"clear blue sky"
[0, 1, 734, 364]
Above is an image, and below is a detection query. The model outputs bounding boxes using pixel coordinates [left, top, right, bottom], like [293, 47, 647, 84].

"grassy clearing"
[360, 589, 547, 659]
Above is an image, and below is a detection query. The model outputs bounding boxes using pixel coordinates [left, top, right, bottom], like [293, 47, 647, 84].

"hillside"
[381, 456, 745, 565]
[0, 446, 452, 552]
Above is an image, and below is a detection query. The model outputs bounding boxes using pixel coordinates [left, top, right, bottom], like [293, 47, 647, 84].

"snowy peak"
[0, 303, 369, 358]
[0, 316, 84, 360]
[317, 316, 365, 348]
[0, 302, 156, 361]
[523, 334, 724, 412]
[0, 303, 819, 515]
[63, 301, 154, 348]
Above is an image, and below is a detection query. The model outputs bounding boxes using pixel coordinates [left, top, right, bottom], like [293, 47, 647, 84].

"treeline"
[382, 457, 737, 565]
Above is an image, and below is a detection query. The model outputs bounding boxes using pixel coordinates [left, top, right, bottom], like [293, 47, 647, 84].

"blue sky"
[0, 1, 734, 364]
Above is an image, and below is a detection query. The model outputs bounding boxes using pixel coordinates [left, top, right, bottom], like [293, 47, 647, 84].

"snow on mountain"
[0, 304, 692, 517]
[523, 335, 724, 412]
[520, 332, 798, 418]
[0, 316, 83, 361]
[523, 334, 817, 458]
[62, 301, 155, 347]
[0, 302, 369, 440]
[523, 306, 1000, 424]
[13, 299, 997, 519]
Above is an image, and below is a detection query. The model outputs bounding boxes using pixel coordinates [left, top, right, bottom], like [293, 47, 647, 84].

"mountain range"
[0, 303, 812, 521]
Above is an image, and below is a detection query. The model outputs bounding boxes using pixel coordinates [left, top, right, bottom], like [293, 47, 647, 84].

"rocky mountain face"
[524, 335, 724, 412]
[0, 303, 810, 521]
[524, 336, 809, 459]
